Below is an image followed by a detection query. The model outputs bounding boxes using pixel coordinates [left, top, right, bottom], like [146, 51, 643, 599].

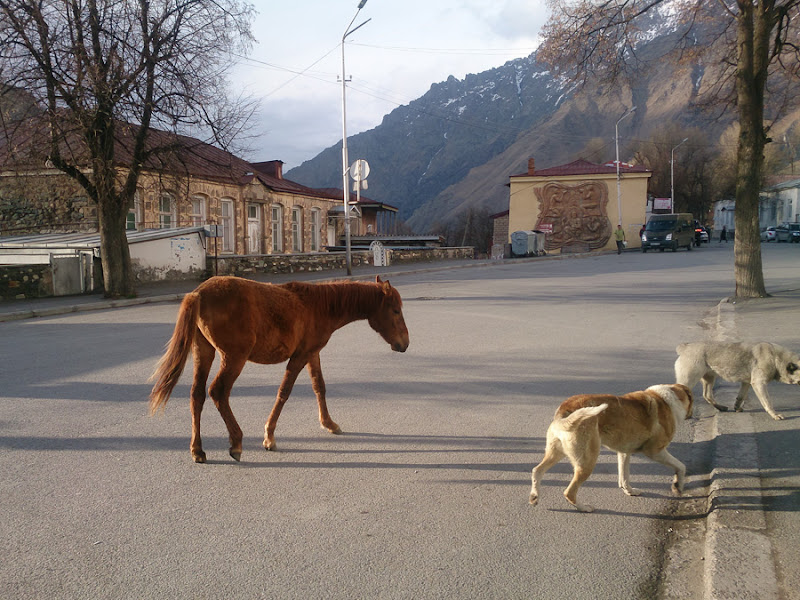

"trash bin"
[511, 230, 537, 257]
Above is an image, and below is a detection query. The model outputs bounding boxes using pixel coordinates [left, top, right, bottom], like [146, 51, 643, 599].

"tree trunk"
[97, 188, 135, 298]
[733, 2, 769, 298]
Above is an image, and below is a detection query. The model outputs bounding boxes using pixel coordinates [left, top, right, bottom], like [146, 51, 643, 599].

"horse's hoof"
[192, 452, 207, 463]
[263, 441, 276, 451]
[230, 450, 242, 462]
[324, 424, 342, 435]
[716, 404, 729, 412]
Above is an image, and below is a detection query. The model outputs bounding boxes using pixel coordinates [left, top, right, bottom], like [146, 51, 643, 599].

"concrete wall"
[130, 232, 206, 282]
[508, 173, 649, 252]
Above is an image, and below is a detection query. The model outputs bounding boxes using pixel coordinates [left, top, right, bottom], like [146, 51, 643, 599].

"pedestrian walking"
[614, 224, 626, 254]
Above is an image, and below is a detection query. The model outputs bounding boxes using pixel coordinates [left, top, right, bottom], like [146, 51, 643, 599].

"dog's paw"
[771, 413, 785, 420]
[622, 486, 642, 497]
[671, 482, 684, 496]
[574, 503, 595, 513]
[529, 493, 539, 506]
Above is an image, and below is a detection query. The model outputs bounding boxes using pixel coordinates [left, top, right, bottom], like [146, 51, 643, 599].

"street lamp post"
[671, 137, 689, 213]
[615, 106, 636, 227]
[340, 0, 369, 276]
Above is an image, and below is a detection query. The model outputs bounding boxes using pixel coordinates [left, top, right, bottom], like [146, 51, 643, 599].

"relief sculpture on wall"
[534, 181, 612, 251]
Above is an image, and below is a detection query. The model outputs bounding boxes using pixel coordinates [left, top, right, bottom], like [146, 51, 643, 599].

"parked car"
[776, 222, 800, 243]
[760, 226, 777, 242]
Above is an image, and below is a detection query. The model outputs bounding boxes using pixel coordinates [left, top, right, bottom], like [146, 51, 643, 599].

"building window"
[220, 199, 234, 252]
[291, 206, 303, 252]
[271, 204, 283, 252]
[190, 195, 206, 226]
[126, 191, 142, 231]
[158, 194, 175, 228]
[310, 208, 321, 251]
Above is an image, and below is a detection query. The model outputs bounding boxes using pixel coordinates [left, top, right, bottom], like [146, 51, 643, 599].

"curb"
[702, 295, 779, 599]
[704, 411, 778, 600]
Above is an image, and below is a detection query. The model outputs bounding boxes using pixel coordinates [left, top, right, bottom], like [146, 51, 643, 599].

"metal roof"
[0, 226, 205, 250]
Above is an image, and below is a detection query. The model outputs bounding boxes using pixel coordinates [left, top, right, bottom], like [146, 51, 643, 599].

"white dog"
[674, 341, 800, 420]
[529, 384, 694, 513]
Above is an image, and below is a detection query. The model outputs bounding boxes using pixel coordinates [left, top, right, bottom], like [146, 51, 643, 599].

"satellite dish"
[350, 159, 370, 181]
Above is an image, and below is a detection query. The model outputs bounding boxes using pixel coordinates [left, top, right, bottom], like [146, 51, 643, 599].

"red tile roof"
[511, 159, 650, 178]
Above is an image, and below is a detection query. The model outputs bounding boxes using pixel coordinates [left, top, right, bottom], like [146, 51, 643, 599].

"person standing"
[720, 225, 728, 243]
[614, 224, 626, 254]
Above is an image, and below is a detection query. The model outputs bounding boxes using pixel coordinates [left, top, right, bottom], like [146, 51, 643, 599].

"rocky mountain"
[284, 18, 746, 234]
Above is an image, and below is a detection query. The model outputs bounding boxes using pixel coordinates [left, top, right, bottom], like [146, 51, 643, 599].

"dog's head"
[646, 383, 694, 420]
[779, 356, 800, 386]
[670, 383, 694, 419]
[770, 344, 800, 386]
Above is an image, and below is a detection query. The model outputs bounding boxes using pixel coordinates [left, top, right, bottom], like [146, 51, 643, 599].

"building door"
[247, 204, 261, 254]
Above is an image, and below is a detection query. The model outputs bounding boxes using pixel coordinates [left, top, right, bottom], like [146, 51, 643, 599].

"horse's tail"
[148, 292, 200, 415]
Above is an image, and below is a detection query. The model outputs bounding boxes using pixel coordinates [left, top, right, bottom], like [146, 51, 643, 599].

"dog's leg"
[617, 452, 642, 496]
[563, 434, 599, 512]
[751, 381, 784, 420]
[702, 373, 729, 411]
[647, 449, 686, 495]
[529, 436, 565, 507]
[733, 382, 750, 412]
[564, 462, 597, 512]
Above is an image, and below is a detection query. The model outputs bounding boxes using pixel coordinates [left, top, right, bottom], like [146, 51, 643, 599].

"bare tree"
[539, 0, 800, 297]
[0, 0, 256, 297]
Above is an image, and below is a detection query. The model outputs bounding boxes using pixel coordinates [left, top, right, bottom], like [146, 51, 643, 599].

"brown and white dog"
[529, 384, 694, 513]
[675, 341, 800, 420]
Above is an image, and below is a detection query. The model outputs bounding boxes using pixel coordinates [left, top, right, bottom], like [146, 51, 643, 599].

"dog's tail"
[556, 404, 608, 432]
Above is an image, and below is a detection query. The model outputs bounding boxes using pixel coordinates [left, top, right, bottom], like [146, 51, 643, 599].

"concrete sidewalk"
[2, 256, 797, 599]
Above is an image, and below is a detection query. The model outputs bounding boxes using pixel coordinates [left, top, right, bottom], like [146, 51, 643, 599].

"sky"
[233, 1, 549, 170]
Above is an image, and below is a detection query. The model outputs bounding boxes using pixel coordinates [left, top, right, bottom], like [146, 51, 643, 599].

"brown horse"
[149, 275, 409, 462]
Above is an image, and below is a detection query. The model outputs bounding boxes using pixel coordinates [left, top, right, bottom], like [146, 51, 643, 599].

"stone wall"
[0, 246, 476, 300]
[0, 265, 53, 300]
[208, 247, 475, 278]
[0, 176, 97, 234]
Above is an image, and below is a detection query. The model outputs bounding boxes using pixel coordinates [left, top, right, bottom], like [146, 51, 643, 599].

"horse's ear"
[376, 275, 392, 294]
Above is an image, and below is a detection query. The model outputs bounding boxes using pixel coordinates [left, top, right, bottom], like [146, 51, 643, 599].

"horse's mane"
[284, 280, 385, 318]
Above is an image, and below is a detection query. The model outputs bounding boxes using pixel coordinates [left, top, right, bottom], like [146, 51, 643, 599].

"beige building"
[508, 158, 651, 252]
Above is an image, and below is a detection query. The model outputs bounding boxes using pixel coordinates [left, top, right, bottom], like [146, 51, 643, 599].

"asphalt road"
[0, 242, 796, 599]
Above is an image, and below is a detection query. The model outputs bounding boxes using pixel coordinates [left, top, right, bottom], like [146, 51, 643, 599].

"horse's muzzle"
[392, 339, 409, 352]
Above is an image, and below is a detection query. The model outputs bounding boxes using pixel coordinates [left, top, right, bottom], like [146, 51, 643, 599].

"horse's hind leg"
[307, 353, 341, 435]
[190, 336, 215, 463]
[208, 353, 246, 461]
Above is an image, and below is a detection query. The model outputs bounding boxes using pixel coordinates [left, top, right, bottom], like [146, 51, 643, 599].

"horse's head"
[369, 276, 409, 352]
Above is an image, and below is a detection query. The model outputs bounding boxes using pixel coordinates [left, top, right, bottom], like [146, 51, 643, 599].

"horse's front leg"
[264, 358, 305, 451]
[307, 352, 341, 435]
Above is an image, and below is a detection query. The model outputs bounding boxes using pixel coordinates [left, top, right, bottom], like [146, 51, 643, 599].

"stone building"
[0, 122, 397, 257]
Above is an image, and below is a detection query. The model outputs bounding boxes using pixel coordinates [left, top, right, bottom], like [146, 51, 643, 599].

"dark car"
[776, 222, 800, 243]
[694, 222, 709, 246]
